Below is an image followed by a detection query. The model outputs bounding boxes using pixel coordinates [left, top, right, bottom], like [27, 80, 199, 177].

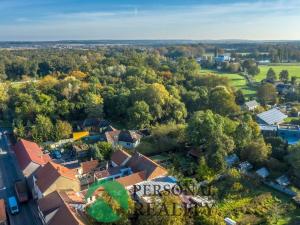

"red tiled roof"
[80, 160, 99, 174]
[111, 149, 131, 166]
[126, 152, 167, 180]
[104, 130, 120, 144]
[116, 171, 146, 188]
[13, 139, 51, 170]
[37, 190, 85, 225]
[35, 162, 78, 193]
[94, 166, 123, 180]
[0, 199, 6, 222]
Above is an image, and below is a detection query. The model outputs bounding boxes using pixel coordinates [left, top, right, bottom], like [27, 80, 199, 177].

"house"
[256, 167, 270, 179]
[104, 130, 142, 149]
[118, 131, 142, 149]
[215, 55, 231, 63]
[13, 139, 52, 177]
[82, 118, 111, 133]
[78, 160, 100, 176]
[0, 199, 7, 225]
[259, 124, 300, 145]
[111, 149, 131, 167]
[276, 175, 290, 186]
[116, 171, 146, 190]
[94, 166, 133, 181]
[244, 100, 259, 111]
[257, 108, 288, 125]
[126, 151, 168, 180]
[33, 162, 80, 199]
[37, 190, 86, 225]
[94, 151, 168, 190]
[225, 154, 239, 167]
[77, 160, 102, 186]
[276, 83, 294, 95]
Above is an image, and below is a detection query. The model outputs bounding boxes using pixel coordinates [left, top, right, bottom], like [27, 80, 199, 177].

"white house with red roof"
[13, 139, 51, 177]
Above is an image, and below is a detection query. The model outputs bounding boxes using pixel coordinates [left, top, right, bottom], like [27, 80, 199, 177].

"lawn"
[255, 64, 300, 82]
[199, 69, 256, 98]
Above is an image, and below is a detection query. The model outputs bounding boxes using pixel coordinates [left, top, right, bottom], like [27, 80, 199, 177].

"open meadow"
[255, 64, 300, 82]
[199, 69, 256, 98]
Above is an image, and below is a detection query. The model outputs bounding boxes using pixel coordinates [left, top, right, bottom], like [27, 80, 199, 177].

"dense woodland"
[0, 45, 300, 224]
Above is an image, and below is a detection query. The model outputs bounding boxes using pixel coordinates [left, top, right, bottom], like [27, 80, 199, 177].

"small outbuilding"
[238, 161, 253, 172]
[244, 100, 259, 111]
[225, 154, 239, 167]
[224, 217, 237, 225]
[276, 175, 290, 186]
[256, 167, 270, 179]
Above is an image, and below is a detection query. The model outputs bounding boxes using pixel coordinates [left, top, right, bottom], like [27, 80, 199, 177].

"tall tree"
[127, 101, 153, 129]
[31, 115, 54, 143]
[209, 86, 240, 116]
[53, 120, 72, 141]
[279, 70, 289, 83]
[266, 68, 277, 83]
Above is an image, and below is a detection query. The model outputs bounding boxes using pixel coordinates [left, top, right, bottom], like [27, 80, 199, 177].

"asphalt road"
[0, 128, 42, 225]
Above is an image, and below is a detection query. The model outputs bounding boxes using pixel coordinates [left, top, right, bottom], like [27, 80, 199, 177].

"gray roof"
[225, 154, 239, 167]
[276, 175, 290, 186]
[245, 100, 259, 108]
[257, 108, 288, 125]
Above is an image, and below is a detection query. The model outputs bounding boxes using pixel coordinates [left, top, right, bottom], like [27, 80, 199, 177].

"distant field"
[199, 69, 256, 98]
[256, 64, 300, 81]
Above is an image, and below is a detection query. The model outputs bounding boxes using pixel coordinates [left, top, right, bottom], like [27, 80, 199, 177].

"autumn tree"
[257, 83, 277, 105]
[241, 138, 271, 164]
[53, 120, 72, 141]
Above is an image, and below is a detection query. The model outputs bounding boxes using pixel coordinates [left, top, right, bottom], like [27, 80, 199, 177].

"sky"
[0, 0, 299, 41]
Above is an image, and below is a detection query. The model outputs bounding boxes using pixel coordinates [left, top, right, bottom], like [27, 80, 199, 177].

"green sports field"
[199, 69, 256, 98]
[255, 64, 300, 82]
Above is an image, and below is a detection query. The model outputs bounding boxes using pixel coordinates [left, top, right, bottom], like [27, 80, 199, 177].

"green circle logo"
[85, 180, 129, 223]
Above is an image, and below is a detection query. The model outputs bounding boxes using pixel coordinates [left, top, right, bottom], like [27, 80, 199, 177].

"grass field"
[256, 64, 300, 82]
[199, 69, 256, 98]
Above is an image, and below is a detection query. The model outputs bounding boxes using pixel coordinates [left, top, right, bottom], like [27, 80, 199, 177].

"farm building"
[257, 108, 288, 125]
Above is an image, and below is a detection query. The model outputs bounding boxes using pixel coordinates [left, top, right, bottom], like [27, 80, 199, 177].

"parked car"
[8, 196, 19, 215]
[14, 180, 29, 203]
[51, 150, 62, 159]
